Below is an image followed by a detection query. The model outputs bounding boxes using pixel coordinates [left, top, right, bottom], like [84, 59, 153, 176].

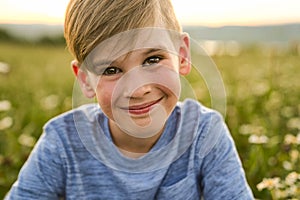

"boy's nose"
[124, 84, 152, 99]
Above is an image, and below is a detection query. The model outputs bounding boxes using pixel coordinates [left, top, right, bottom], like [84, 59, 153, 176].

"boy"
[6, 0, 254, 199]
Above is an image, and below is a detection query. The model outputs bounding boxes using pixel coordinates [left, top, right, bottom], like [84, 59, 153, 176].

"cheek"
[157, 84, 179, 109]
[164, 88, 179, 107]
[96, 90, 111, 107]
[95, 81, 116, 115]
[160, 56, 180, 73]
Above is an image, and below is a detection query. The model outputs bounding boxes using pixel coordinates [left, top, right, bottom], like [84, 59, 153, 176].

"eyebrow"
[84, 59, 113, 75]
[93, 47, 168, 68]
[95, 60, 113, 67]
[141, 47, 168, 57]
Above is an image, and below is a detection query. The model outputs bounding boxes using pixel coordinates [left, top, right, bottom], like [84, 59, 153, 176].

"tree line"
[0, 28, 65, 46]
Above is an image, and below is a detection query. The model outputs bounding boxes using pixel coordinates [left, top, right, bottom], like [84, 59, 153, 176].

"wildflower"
[287, 117, 300, 130]
[248, 135, 269, 144]
[239, 124, 253, 135]
[283, 161, 293, 171]
[239, 124, 266, 135]
[0, 116, 13, 130]
[0, 62, 10, 74]
[40, 94, 60, 110]
[257, 177, 281, 191]
[285, 172, 300, 186]
[284, 134, 298, 145]
[0, 100, 11, 112]
[18, 134, 36, 147]
[286, 184, 300, 198]
[273, 189, 287, 199]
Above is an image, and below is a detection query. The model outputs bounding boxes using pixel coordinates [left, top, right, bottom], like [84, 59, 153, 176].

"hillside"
[0, 23, 300, 44]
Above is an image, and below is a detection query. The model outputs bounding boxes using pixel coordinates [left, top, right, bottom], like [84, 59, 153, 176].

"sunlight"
[0, 0, 300, 26]
[172, 0, 300, 26]
[0, 0, 69, 24]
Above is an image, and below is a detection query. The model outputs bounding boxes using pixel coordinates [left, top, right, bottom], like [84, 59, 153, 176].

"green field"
[0, 41, 300, 199]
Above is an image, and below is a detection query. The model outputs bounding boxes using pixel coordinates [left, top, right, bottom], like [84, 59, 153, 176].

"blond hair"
[64, 0, 181, 64]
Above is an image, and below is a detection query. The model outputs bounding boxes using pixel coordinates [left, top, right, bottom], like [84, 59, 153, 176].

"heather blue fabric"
[6, 99, 253, 199]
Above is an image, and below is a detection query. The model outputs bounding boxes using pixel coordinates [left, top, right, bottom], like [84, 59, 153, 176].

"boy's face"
[74, 28, 191, 138]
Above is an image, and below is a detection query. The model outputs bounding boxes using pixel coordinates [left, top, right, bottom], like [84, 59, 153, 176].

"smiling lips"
[126, 98, 163, 115]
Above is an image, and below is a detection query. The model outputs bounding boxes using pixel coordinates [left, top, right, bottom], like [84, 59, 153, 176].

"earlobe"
[179, 33, 191, 76]
[71, 60, 96, 98]
[179, 59, 191, 75]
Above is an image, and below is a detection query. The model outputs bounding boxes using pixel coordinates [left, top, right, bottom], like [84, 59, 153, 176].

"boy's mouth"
[124, 97, 163, 115]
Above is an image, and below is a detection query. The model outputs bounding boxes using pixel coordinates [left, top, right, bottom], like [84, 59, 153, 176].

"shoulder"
[43, 103, 101, 132]
[176, 98, 224, 130]
[36, 104, 106, 161]
[41, 103, 106, 149]
[177, 98, 222, 116]
[176, 99, 228, 158]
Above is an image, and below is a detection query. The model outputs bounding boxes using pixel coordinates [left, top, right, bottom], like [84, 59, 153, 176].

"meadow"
[0, 40, 300, 199]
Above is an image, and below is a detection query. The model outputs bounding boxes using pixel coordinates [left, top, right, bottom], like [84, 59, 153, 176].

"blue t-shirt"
[6, 99, 253, 199]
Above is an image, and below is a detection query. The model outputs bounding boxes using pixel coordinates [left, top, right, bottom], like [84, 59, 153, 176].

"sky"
[0, 0, 300, 26]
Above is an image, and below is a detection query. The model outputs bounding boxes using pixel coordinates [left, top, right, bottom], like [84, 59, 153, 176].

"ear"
[178, 33, 191, 76]
[71, 60, 96, 98]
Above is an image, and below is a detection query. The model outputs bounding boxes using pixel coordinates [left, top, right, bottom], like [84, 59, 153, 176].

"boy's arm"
[5, 131, 65, 199]
[198, 115, 254, 200]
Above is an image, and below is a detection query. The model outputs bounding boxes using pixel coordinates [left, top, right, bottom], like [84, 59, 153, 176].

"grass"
[0, 41, 300, 199]
[0, 42, 74, 197]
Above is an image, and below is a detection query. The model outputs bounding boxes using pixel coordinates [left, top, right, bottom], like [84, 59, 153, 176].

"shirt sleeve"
[5, 129, 65, 200]
[198, 113, 254, 200]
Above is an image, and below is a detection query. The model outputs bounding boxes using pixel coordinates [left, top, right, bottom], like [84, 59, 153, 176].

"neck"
[108, 119, 164, 154]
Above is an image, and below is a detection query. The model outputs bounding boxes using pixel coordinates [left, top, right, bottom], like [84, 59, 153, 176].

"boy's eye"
[102, 67, 122, 75]
[143, 56, 162, 66]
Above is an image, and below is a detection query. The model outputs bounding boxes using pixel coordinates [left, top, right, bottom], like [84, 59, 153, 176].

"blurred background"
[0, 0, 300, 199]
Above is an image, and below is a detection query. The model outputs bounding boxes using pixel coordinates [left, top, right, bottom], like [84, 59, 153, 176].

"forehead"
[82, 28, 181, 69]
